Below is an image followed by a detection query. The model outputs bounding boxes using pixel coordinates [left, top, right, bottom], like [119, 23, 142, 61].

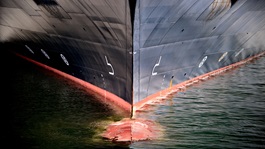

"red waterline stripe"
[133, 51, 265, 113]
[14, 52, 131, 115]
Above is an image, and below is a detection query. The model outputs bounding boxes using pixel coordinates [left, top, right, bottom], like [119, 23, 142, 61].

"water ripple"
[131, 57, 265, 149]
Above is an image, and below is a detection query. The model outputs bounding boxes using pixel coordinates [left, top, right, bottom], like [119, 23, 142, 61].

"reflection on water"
[1, 50, 265, 149]
[131, 56, 265, 149]
[1, 51, 128, 149]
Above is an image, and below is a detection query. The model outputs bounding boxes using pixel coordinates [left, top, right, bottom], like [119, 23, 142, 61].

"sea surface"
[1, 50, 265, 149]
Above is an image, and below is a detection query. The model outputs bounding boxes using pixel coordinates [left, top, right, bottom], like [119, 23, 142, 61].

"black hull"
[1, 0, 133, 105]
[1, 0, 265, 113]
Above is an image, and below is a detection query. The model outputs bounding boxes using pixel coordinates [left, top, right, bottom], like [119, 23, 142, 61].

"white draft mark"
[235, 48, 245, 57]
[105, 56, 114, 75]
[60, 54, 69, 66]
[199, 56, 208, 68]
[218, 52, 228, 62]
[25, 45, 34, 54]
[152, 56, 162, 76]
[41, 49, 50, 59]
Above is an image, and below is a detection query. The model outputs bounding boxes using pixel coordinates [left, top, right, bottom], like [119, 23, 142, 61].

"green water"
[1, 51, 127, 148]
[1, 51, 265, 149]
[131, 57, 265, 149]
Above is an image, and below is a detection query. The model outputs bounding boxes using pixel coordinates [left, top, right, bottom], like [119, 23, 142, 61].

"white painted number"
[152, 56, 162, 76]
[105, 56, 114, 75]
